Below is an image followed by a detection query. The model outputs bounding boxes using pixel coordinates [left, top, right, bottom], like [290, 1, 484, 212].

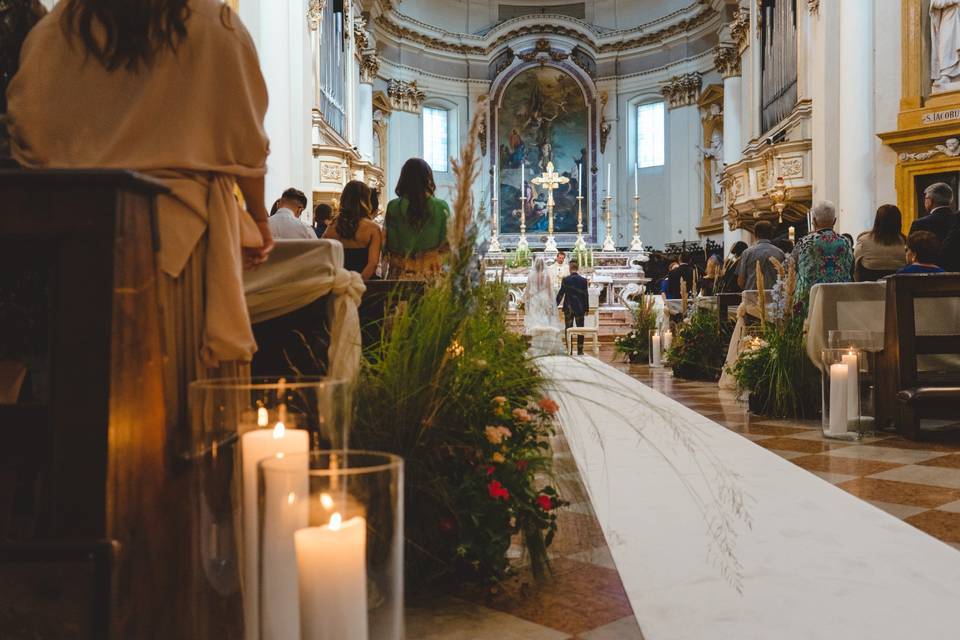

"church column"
[385, 79, 426, 193]
[837, 0, 875, 234]
[358, 54, 380, 162]
[662, 73, 703, 244]
[715, 44, 750, 248]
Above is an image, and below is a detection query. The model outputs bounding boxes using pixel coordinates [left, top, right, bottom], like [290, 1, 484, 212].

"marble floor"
[407, 347, 960, 639]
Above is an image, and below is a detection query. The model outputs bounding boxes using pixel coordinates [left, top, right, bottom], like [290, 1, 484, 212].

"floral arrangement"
[351, 104, 564, 586]
[665, 307, 732, 380]
[614, 295, 658, 363]
[505, 246, 532, 269]
[729, 257, 820, 418]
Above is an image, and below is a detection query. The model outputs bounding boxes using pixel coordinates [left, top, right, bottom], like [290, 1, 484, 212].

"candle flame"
[272, 421, 286, 439]
[257, 407, 269, 427]
[276, 452, 285, 459]
[329, 512, 342, 531]
[320, 493, 334, 510]
[287, 492, 296, 505]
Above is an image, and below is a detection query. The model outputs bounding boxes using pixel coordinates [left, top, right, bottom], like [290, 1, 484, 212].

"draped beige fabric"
[6, 0, 269, 367]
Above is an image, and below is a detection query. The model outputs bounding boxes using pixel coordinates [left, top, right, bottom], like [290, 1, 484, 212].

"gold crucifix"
[531, 161, 569, 239]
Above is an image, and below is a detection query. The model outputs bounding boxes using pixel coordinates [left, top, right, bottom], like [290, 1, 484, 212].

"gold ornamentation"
[599, 120, 612, 154]
[661, 72, 702, 109]
[387, 79, 426, 113]
[307, 0, 325, 31]
[360, 52, 380, 83]
[730, 7, 750, 51]
[808, 0, 820, 15]
[898, 137, 960, 162]
[713, 45, 741, 78]
[777, 157, 804, 178]
[353, 14, 369, 50]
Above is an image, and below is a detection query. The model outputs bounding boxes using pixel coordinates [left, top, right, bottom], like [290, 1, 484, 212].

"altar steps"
[506, 308, 634, 342]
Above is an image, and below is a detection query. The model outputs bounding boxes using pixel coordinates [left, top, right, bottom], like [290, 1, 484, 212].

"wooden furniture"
[876, 274, 960, 438]
[717, 292, 742, 326]
[0, 170, 189, 638]
[566, 285, 601, 357]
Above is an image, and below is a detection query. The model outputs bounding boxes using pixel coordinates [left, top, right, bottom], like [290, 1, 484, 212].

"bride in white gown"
[524, 258, 565, 356]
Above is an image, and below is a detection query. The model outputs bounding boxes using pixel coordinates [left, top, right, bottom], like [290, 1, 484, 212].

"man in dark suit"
[557, 260, 589, 355]
[910, 182, 957, 243]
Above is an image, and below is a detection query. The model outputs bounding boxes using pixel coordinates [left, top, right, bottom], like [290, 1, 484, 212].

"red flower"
[515, 459, 529, 472]
[485, 465, 496, 476]
[536, 495, 553, 511]
[538, 397, 559, 414]
[487, 480, 510, 501]
[439, 517, 457, 533]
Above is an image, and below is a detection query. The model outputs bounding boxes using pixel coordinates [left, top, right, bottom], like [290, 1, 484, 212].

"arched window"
[422, 106, 450, 172]
[636, 101, 665, 169]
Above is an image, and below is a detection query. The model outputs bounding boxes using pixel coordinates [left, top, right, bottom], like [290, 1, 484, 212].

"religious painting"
[497, 67, 588, 236]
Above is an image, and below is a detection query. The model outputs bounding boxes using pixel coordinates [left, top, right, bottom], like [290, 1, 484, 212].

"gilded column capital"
[730, 7, 750, 52]
[360, 52, 380, 83]
[307, 0, 325, 31]
[661, 72, 702, 109]
[387, 79, 426, 113]
[353, 15, 370, 51]
[714, 45, 741, 78]
[808, 0, 820, 15]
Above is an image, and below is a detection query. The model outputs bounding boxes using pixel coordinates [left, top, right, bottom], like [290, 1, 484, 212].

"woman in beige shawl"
[6, 0, 273, 429]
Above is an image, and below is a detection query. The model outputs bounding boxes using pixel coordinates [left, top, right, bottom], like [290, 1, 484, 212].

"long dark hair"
[394, 158, 436, 228]
[870, 204, 904, 246]
[62, 0, 191, 71]
[336, 180, 372, 240]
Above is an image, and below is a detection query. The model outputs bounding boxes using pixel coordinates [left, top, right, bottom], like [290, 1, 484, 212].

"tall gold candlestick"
[601, 195, 616, 252]
[574, 194, 586, 250]
[489, 194, 502, 252]
[516, 193, 528, 251]
[629, 194, 644, 252]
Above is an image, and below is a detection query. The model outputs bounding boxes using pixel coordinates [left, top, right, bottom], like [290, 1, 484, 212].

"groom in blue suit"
[556, 260, 589, 355]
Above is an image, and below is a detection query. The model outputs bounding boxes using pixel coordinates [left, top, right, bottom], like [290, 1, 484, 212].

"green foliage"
[351, 279, 563, 586]
[729, 316, 820, 419]
[571, 247, 595, 268]
[666, 309, 732, 381]
[504, 246, 532, 269]
[615, 299, 657, 363]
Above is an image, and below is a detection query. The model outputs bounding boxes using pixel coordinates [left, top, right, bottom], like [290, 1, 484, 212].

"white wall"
[874, 0, 901, 210]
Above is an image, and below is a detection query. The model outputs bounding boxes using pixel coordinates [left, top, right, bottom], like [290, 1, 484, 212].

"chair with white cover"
[566, 285, 602, 356]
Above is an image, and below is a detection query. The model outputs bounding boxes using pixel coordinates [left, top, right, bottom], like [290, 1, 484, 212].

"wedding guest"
[312, 203, 333, 237]
[0, 0, 45, 164]
[910, 182, 957, 242]
[773, 237, 794, 255]
[895, 231, 946, 275]
[8, 0, 273, 430]
[660, 260, 679, 295]
[700, 254, 721, 295]
[556, 260, 589, 355]
[384, 158, 450, 279]
[738, 220, 784, 290]
[268, 187, 314, 239]
[792, 201, 854, 307]
[370, 188, 381, 219]
[854, 204, 906, 281]
[717, 241, 748, 294]
[666, 254, 695, 299]
[323, 181, 382, 281]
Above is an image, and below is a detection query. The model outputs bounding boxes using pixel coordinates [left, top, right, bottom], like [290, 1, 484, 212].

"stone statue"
[698, 131, 724, 205]
[931, 0, 960, 92]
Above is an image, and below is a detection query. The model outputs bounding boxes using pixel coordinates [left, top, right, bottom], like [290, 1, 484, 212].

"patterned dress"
[792, 228, 854, 309]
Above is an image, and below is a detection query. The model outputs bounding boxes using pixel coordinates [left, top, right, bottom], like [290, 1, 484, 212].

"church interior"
[2, 0, 960, 638]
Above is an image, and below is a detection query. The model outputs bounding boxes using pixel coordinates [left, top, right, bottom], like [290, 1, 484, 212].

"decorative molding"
[730, 6, 750, 52]
[353, 15, 369, 51]
[372, 6, 716, 57]
[777, 157, 804, 178]
[307, 0, 325, 31]
[386, 79, 426, 113]
[808, 0, 820, 15]
[661, 72, 702, 109]
[898, 137, 960, 162]
[360, 52, 380, 83]
[570, 46, 597, 78]
[320, 161, 344, 182]
[600, 120, 612, 153]
[713, 45, 741, 78]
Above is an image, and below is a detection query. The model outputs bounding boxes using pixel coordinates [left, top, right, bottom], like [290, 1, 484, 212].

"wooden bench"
[717, 292, 742, 327]
[876, 274, 960, 439]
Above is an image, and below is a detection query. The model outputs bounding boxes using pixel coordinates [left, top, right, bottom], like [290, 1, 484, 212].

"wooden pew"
[876, 274, 960, 439]
[0, 170, 190, 638]
[717, 292, 742, 327]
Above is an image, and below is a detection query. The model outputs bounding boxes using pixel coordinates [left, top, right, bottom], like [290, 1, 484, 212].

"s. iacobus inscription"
[923, 108, 960, 124]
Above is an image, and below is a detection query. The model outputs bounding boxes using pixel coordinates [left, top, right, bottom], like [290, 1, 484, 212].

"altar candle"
[828, 363, 849, 436]
[241, 423, 309, 640]
[606, 163, 611, 194]
[788, 226, 795, 242]
[260, 454, 309, 640]
[651, 332, 662, 366]
[662, 330, 673, 353]
[295, 513, 368, 640]
[578, 163, 582, 196]
[521, 163, 524, 190]
[842, 350, 860, 419]
[634, 162, 638, 196]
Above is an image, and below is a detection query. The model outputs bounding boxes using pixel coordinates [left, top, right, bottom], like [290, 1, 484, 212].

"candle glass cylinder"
[820, 349, 865, 441]
[649, 329, 663, 367]
[185, 377, 353, 639]
[259, 451, 404, 640]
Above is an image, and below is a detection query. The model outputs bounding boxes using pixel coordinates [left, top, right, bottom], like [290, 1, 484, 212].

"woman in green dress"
[384, 158, 450, 279]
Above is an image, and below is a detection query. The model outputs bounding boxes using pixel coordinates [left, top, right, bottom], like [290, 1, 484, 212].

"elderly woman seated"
[792, 201, 854, 310]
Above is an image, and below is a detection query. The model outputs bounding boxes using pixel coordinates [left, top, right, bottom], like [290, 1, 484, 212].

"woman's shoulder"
[428, 196, 450, 212]
[190, 0, 258, 51]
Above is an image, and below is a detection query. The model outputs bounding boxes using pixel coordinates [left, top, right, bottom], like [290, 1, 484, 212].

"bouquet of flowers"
[614, 295, 657, 363]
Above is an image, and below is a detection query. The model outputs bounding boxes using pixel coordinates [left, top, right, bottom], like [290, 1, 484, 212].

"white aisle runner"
[540, 356, 960, 640]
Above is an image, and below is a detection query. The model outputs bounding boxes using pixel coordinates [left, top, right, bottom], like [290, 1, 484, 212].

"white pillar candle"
[788, 226, 795, 242]
[261, 455, 309, 640]
[828, 363, 849, 436]
[520, 163, 524, 190]
[662, 330, 673, 353]
[241, 423, 309, 640]
[606, 163, 611, 194]
[634, 162, 638, 196]
[842, 351, 860, 419]
[651, 332, 662, 367]
[295, 514, 368, 640]
[578, 163, 582, 196]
